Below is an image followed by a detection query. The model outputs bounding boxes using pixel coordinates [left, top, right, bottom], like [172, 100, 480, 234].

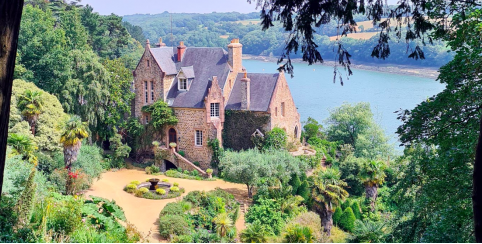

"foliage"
[350, 219, 387, 243]
[333, 207, 343, 226]
[245, 198, 286, 235]
[303, 116, 324, 141]
[212, 212, 233, 238]
[108, 129, 131, 169]
[240, 220, 269, 243]
[165, 169, 208, 181]
[288, 212, 323, 241]
[170, 186, 180, 192]
[145, 165, 160, 174]
[208, 138, 223, 169]
[60, 115, 88, 147]
[220, 149, 306, 197]
[311, 167, 349, 212]
[359, 160, 387, 187]
[263, 127, 287, 150]
[141, 100, 178, 129]
[223, 110, 269, 150]
[283, 224, 315, 243]
[9, 79, 67, 152]
[7, 133, 38, 164]
[156, 188, 166, 195]
[13, 169, 37, 229]
[17, 89, 44, 134]
[339, 207, 356, 232]
[351, 201, 362, 220]
[125, 184, 137, 193]
[335, 156, 365, 196]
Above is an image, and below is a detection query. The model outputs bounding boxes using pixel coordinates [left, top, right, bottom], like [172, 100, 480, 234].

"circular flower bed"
[124, 179, 185, 200]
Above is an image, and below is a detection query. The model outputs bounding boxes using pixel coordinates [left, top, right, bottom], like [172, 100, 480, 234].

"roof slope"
[166, 47, 231, 108]
[226, 73, 279, 112]
[150, 47, 177, 75]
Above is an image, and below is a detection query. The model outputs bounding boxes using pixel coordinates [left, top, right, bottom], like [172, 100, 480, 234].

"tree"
[0, 0, 25, 199]
[311, 167, 349, 236]
[7, 133, 37, 164]
[263, 127, 287, 150]
[351, 219, 387, 243]
[303, 117, 324, 141]
[240, 221, 269, 243]
[351, 201, 362, 220]
[333, 207, 343, 226]
[141, 100, 178, 129]
[109, 129, 131, 168]
[213, 212, 233, 238]
[358, 160, 387, 211]
[339, 207, 356, 232]
[17, 90, 43, 135]
[60, 115, 88, 194]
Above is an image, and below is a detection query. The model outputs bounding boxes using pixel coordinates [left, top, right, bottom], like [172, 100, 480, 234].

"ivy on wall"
[222, 110, 270, 151]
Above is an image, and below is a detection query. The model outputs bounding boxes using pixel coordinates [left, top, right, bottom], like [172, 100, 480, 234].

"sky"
[80, 0, 399, 16]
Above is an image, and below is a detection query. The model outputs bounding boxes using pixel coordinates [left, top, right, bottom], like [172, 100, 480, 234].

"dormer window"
[210, 103, 220, 118]
[179, 78, 187, 91]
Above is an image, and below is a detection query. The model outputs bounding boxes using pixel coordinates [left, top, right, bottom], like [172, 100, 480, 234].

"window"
[150, 81, 154, 101]
[275, 107, 278, 117]
[144, 81, 148, 104]
[281, 102, 285, 116]
[179, 78, 187, 90]
[145, 115, 149, 124]
[195, 130, 203, 146]
[147, 59, 150, 67]
[210, 103, 220, 118]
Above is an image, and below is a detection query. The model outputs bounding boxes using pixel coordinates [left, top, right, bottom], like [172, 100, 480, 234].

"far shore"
[243, 54, 440, 80]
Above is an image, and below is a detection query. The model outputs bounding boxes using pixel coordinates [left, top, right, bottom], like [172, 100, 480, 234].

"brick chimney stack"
[240, 71, 250, 110]
[228, 38, 243, 73]
[146, 39, 150, 50]
[177, 41, 186, 62]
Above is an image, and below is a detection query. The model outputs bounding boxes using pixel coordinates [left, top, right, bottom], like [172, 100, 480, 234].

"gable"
[226, 73, 279, 112]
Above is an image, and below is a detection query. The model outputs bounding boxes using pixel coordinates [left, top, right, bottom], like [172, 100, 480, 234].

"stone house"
[132, 38, 301, 170]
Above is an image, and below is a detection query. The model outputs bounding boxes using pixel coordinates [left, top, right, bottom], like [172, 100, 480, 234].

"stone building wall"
[164, 108, 213, 170]
[268, 72, 302, 141]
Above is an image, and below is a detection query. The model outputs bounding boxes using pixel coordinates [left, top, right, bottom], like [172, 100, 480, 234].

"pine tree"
[333, 207, 343, 226]
[290, 174, 301, 195]
[351, 201, 362, 220]
[14, 169, 37, 229]
[341, 199, 352, 210]
[339, 207, 356, 232]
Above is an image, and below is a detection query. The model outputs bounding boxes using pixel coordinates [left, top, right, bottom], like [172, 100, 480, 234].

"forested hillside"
[123, 12, 453, 67]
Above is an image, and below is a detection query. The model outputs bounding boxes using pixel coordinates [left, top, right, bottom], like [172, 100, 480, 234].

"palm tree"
[283, 224, 315, 243]
[240, 221, 269, 243]
[17, 90, 43, 135]
[213, 212, 233, 238]
[7, 133, 38, 165]
[358, 160, 387, 211]
[351, 219, 387, 243]
[311, 167, 349, 236]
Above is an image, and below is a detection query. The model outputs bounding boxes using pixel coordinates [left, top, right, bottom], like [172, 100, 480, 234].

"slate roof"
[150, 47, 177, 75]
[179, 66, 195, 78]
[165, 47, 231, 108]
[226, 73, 279, 112]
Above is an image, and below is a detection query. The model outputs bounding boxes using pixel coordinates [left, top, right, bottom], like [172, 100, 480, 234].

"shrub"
[172, 234, 193, 243]
[333, 207, 343, 226]
[263, 127, 287, 150]
[191, 170, 199, 177]
[135, 187, 149, 197]
[159, 202, 185, 217]
[283, 224, 315, 243]
[183, 170, 189, 175]
[339, 207, 356, 232]
[169, 142, 177, 148]
[151, 165, 160, 174]
[156, 188, 166, 195]
[173, 182, 179, 187]
[351, 201, 362, 219]
[245, 198, 285, 235]
[206, 168, 213, 174]
[162, 179, 169, 182]
[145, 166, 152, 175]
[289, 211, 322, 241]
[130, 180, 141, 185]
[240, 220, 269, 243]
[158, 215, 189, 239]
[193, 161, 200, 167]
[125, 184, 137, 193]
[178, 150, 185, 157]
[329, 226, 349, 243]
[170, 186, 180, 192]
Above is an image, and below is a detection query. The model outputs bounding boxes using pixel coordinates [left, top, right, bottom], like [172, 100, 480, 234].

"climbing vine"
[222, 110, 270, 151]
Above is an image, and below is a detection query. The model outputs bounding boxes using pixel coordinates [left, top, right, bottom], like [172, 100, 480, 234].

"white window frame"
[179, 78, 187, 91]
[210, 103, 220, 118]
[195, 130, 203, 146]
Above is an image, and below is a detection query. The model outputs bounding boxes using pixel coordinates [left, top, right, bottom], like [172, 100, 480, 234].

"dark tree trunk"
[247, 184, 253, 198]
[0, 0, 25, 199]
[474, 117, 482, 242]
[319, 208, 334, 236]
[365, 184, 378, 212]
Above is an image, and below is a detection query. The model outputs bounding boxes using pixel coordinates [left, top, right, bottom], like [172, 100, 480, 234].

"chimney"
[228, 38, 243, 72]
[157, 37, 166, 47]
[177, 41, 186, 62]
[145, 39, 150, 50]
[240, 71, 250, 110]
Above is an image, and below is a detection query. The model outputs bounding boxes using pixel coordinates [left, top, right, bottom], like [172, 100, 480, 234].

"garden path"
[84, 168, 248, 243]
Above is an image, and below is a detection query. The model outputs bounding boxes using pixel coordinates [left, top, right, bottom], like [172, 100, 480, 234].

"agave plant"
[311, 167, 349, 236]
[17, 90, 43, 135]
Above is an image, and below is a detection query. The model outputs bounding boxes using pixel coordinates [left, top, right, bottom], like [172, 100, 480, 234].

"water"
[243, 59, 445, 145]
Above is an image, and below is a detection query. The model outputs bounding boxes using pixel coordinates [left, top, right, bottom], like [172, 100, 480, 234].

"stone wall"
[164, 108, 213, 170]
[268, 72, 302, 141]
